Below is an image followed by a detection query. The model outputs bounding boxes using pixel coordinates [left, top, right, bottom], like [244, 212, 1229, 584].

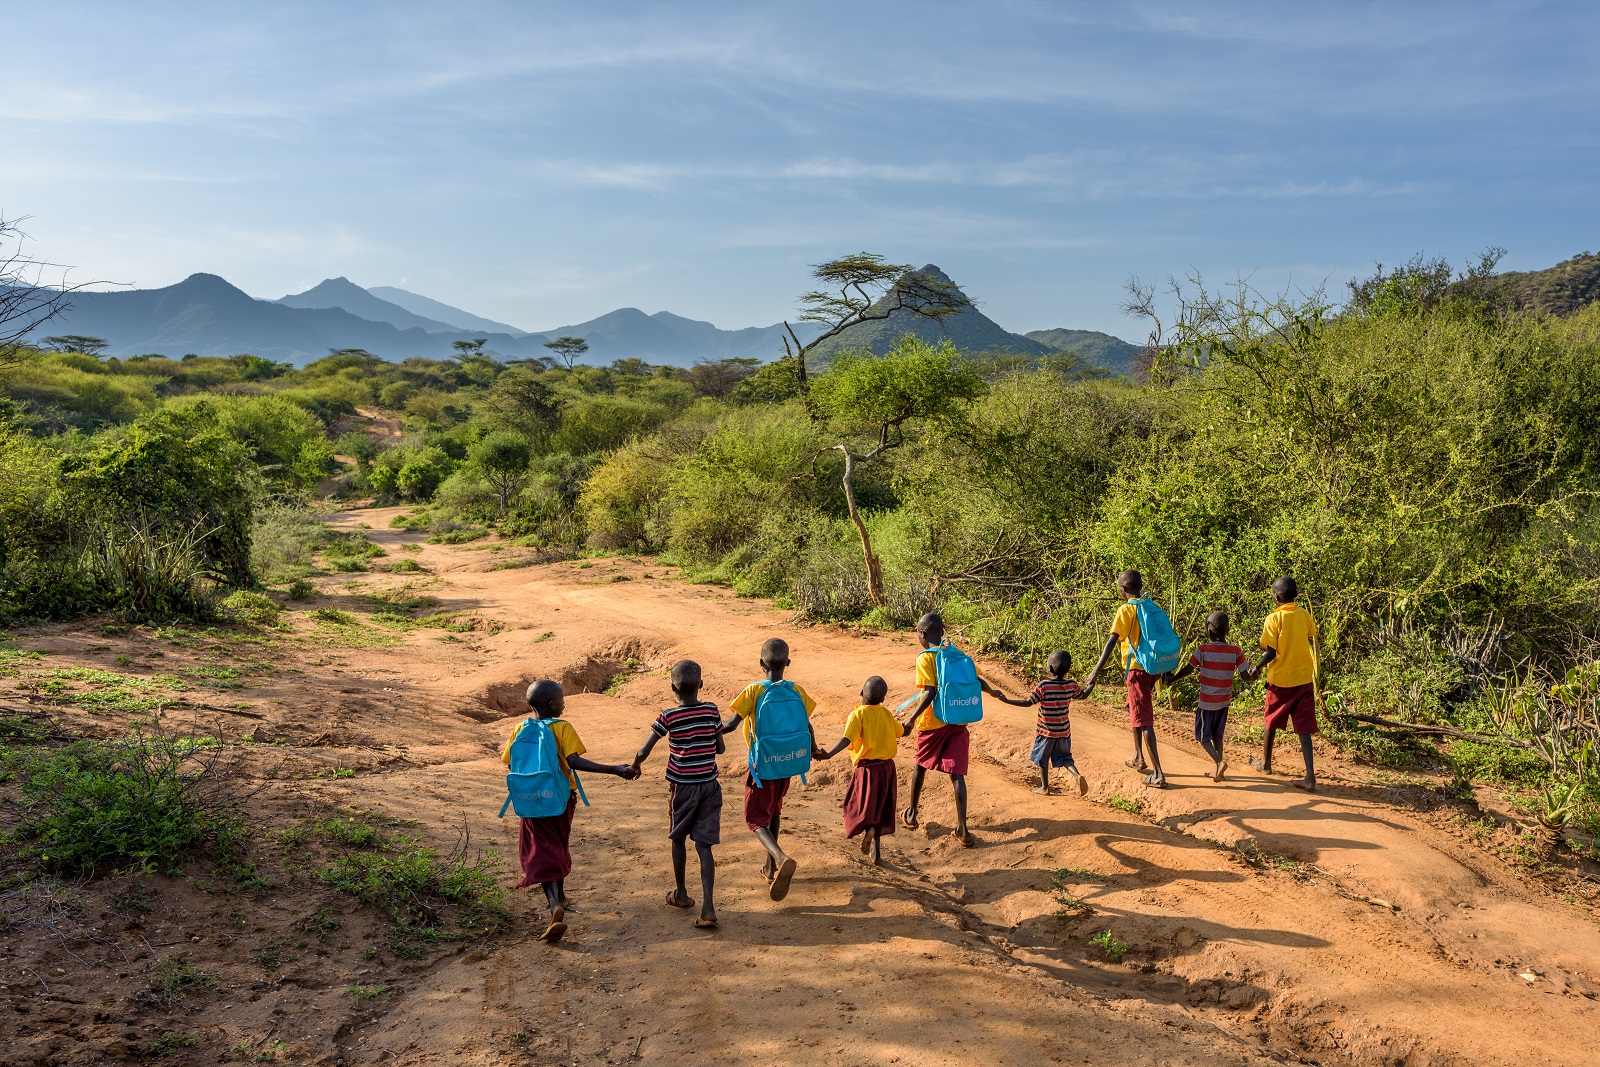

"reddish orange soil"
[3, 505, 1597, 1066]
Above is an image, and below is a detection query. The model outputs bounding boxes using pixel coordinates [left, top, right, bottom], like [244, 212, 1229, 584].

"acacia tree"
[1, 216, 88, 369]
[543, 336, 589, 370]
[41, 335, 108, 357]
[808, 336, 986, 607]
[782, 254, 972, 388]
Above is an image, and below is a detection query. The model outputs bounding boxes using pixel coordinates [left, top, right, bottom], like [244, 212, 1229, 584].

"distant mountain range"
[35, 268, 1139, 371]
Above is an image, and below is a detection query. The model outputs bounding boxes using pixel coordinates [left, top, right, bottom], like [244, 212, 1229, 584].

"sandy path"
[182, 509, 1600, 1065]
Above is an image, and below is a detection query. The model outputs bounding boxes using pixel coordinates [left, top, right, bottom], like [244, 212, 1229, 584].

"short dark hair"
[670, 659, 702, 689]
[526, 679, 563, 710]
[1205, 611, 1229, 640]
[1046, 650, 1072, 676]
[1273, 576, 1298, 603]
[759, 637, 789, 664]
[862, 675, 888, 704]
[916, 612, 944, 634]
[1119, 569, 1143, 596]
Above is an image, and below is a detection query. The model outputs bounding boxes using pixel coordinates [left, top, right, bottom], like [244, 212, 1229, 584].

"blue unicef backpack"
[748, 680, 812, 787]
[932, 643, 984, 725]
[499, 718, 588, 818]
[1126, 597, 1183, 676]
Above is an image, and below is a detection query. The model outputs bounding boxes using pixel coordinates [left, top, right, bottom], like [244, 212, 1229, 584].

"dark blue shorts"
[1031, 735, 1074, 768]
[1194, 707, 1229, 748]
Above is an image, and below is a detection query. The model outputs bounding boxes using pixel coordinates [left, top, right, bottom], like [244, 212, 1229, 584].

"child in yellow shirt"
[1245, 576, 1320, 792]
[500, 680, 639, 943]
[819, 676, 901, 865]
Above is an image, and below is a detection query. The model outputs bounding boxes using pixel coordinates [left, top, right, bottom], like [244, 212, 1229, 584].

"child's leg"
[951, 773, 969, 840]
[868, 827, 881, 865]
[1294, 733, 1316, 789]
[904, 764, 928, 826]
[667, 837, 694, 907]
[1198, 738, 1223, 764]
[753, 815, 788, 873]
[695, 843, 717, 924]
[541, 882, 561, 914]
[1127, 728, 1148, 770]
[1142, 727, 1165, 783]
[1254, 727, 1278, 772]
[538, 882, 568, 942]
[1036, 760, 1051, 793]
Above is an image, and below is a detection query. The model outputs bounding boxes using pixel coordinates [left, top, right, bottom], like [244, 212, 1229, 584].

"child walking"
[501, 680, 638, 943]
[630, 660, 724, 929]
[997, 650, 1092, 796]
[723, 637, 823, 901]
[901, 612, 1012, 845]
[1084, 570, 1170, 788]
[819, 675, 901, 865]
[1162, 611, 1247, 782]
[1246, 576, 1320, 791]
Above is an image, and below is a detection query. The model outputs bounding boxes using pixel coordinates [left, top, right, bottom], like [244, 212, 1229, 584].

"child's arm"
[567, 753, 639, 779]
[1163, 662, 1196, 685]
[631, 729, 662, 772]
[822, 736, 850, 759]
[720, 713, 742, 735]
[807, 719, 827, 761]
[1245, 647, 1277, 681]
[978, 677, 1015, 702]
[902, 687, 936, 733]
[1083, 634, 1120, 688]
[993, 691, 1036, 707]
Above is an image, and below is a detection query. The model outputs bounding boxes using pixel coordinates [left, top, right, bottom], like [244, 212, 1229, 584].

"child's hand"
[811, 747, 829, 761]
[1159, 672, 1174, 686]
[617, 764, 640, 780]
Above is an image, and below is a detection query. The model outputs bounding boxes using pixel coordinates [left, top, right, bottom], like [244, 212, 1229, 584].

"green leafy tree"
[543, 336, 589, 370]
[808, 336, 986, 606]
[470, 431, 533, 517]
[482, 365, 562, 444]
[41, 335, 109, 357]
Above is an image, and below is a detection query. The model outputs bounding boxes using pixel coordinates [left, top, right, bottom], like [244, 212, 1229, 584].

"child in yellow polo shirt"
[1245, 576, 1320, 792]
[899, 612, 1012, 846]
[819, 675, 901, 865]
[501, 680, 640, 943]
[720, 637, 823, 902]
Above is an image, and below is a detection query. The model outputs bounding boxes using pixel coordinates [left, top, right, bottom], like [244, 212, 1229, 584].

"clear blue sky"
[6, 1, 1597, 339]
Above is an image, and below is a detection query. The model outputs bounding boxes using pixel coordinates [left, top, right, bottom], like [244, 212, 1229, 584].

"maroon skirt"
[516, 794, 576, 887]
[1264, 682, 1318, 734]
[915, 723, 970, 775]
[1126, 669, 1156, 728]
[743, 773, 791, 832]
[843, 758, 897, 838]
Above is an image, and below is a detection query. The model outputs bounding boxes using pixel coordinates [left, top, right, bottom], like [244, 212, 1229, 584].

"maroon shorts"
[915, 723, 970, 776]
[743, 773, 792, 832]
[516, 794, 576, 887]
[842, 758, 897, 839]
[1126, 669, 1156, 729]
[1264, 682, 1318, 735]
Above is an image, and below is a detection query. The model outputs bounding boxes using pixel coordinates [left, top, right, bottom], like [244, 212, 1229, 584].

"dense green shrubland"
[5, 268, 1600, 831]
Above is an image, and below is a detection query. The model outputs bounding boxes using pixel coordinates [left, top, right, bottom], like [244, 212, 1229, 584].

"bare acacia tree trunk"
[833, 446, 885, 607]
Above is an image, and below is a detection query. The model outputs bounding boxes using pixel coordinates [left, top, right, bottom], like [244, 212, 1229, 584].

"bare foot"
[540, 906, 567, 944]
[955, 830, 975, 847]
[1213, 762, 1228, 782]
[665, 890, 694, 909]
[769, 857, 797, 901]
[1032, 785, 1053, 795]
[859, 831, 872, 855]
[1290, 778, 1316, 792]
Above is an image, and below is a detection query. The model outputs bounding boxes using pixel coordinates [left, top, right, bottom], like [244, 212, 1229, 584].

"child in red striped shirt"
[1162, 612, 1247, 782]
[997, 650, 1094, 796]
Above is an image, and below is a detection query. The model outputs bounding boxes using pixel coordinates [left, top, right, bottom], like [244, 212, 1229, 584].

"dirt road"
[5, 507, 1598, 1066]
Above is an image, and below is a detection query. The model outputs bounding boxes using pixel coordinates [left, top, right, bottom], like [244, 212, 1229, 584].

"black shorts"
[667, 779, 722, 845]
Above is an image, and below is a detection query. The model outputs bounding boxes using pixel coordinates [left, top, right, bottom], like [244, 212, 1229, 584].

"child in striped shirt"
[631, 660, 725, 929]
[998, 650, 1093, 796]
[1162, 612, 1246, 782]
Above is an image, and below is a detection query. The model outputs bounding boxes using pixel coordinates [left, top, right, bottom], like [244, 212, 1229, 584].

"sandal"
[769, 857, 797, 902]
[1125, 759, 1150, 773]
[1141, 773, 1166, 789]
[901, 807, 919, 831]
[665, 891, 694, 909]
[693, 917, 719, 929]
[539, 906, 568, 943]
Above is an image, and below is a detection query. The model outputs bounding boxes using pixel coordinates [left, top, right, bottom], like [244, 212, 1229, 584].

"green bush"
[316, 835, 507, 930]
[9, 734, 243, 875]
[220, 589, 280, 625]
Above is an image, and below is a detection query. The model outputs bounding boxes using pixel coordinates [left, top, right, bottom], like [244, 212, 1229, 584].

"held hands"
[617, 763, 641, 780]
[811, 746, 830, 761]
